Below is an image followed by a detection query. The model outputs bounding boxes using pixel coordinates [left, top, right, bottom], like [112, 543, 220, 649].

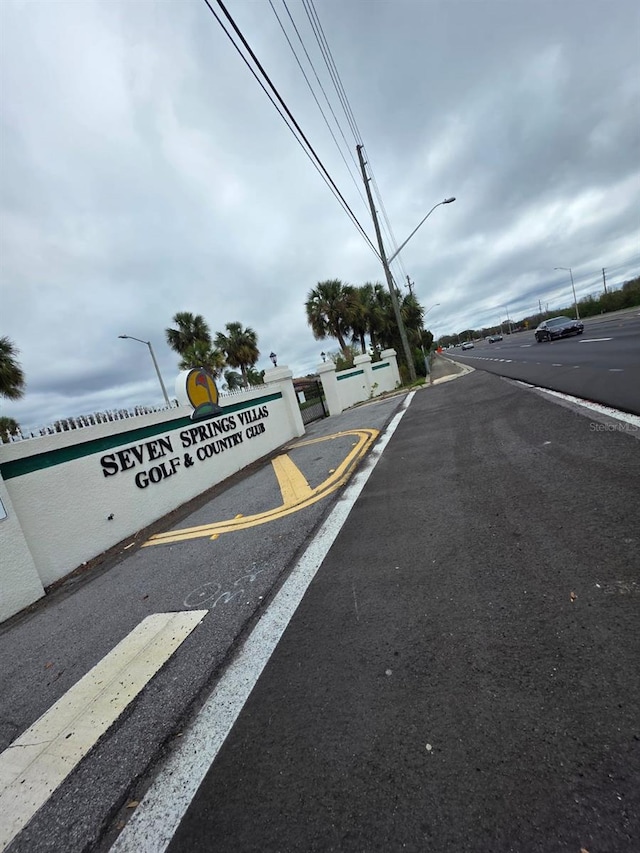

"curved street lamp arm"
[118, 334, 149, 345]
[388, 198, 455, 264]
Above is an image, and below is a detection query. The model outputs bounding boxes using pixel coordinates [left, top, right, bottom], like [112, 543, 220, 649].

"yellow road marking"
[144, 429, 378, 547]
[211, 514, 243, 540]
[272, 454, 313, 503]
[0, 611, 207, 851]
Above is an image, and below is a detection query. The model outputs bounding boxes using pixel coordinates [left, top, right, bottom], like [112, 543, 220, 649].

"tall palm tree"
[178, 340, 225, 378]
[305, 279, 356, 356]
[165, 312, 212, 356]
[369, 283, 394, 351]
[350, 284, 374, 354]
[400, 292, 425, 347]
[214, 322, 259, 388]
[0, 336, 25, 400]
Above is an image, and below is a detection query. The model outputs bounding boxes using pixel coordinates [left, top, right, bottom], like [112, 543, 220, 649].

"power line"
[301, 0, 361, 145]
[280, 0, 362, 177]
[268, 0, 369, 216]
[306, 0, 364, 145]
[200, 0, 380, 258]
[298, 0, 410, 288]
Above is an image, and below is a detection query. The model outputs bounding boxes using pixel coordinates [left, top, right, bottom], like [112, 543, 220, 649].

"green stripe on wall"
[371, 362, 390, 371]
[336, 369, 365, 381]
[0, 393, 282, 481]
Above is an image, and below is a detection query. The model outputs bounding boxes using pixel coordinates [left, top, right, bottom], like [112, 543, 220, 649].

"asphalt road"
[164, 370, 640, 853]
[448, 309, 640, 414]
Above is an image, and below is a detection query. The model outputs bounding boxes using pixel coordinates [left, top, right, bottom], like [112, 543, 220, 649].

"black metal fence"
[298, 380, 327, 425]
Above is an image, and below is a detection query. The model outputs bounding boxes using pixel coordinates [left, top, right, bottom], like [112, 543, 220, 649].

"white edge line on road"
[579, 337, 613, 342]
[110, 392, 417, 853]
[512, 381, 640, 427]
[0, 611, 208, 852]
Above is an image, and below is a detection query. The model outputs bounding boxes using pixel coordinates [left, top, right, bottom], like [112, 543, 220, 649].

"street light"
[554, 267, 580, 320]
[118, 335, 171, 408]
[424, 303, 441, 318]
[269, 351, 278, 367]
[387, 199, 456, 264]
[320, 351, 326, 362]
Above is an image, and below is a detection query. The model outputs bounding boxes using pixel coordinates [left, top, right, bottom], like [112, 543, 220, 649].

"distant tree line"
[305, 279, 434, 383]
[438, 275, 640, 347]
[165, 312, 264, 390]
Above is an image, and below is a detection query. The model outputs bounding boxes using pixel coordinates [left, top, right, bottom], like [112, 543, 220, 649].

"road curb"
[431, 356, 475, 385]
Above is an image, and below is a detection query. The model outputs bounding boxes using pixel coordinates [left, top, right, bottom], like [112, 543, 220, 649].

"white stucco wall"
[370, 360, 397, 394]
[0, 380, 301, 594]
[0, 478, 45, 622]
[317, 350, 400, 415]
[336, 367, 370, 410]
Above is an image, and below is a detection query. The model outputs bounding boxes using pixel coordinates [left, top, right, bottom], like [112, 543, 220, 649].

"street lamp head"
[269, 351, 277, 367]
[118, 335, 129, 339]
[443, 197, 456, 204]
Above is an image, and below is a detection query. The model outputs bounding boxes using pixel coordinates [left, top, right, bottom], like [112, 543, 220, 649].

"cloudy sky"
[1, 0, 639, 431]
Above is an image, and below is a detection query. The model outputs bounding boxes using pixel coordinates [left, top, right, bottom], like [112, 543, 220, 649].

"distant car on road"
[461, 341, 474, 350]
[535, 316, 584, 343]
[488, 334, 503, 343]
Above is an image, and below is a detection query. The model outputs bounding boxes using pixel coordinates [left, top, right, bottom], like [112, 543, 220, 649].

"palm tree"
[369, 283, 394, 351]
[223, 370, 243, 391]
[400, 292, 425, 347]
[0, 415, 20, 443]
[245, 366, 265, 386]
[214, 322, 259, 388]
[350, 284, 374, 354]
[305, 279, 356, 357]
[178, 340, 225, 378]
[165, 312, 211, 356]
[0, 336, 25, 400]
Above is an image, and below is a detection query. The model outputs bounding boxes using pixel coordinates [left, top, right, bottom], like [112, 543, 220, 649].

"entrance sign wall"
[0, 367, 303, 623]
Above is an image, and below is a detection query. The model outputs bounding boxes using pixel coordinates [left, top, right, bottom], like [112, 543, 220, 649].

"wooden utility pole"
[602, 268, 608, 294]
[356, 144, 416, 382]
[406, 275, 415, 296]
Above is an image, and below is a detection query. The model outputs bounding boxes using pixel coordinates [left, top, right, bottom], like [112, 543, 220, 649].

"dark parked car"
[535, 316, 584, 343]
[488, 334, 503, 343]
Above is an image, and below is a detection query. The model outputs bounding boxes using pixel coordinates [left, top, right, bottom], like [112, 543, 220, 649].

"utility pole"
[406, 275, 415, 296]
[538, 298, 543, 318]
[356, 144, 416, 382]
[504, 305, 513, 335]
[602, 267, 607, 294]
